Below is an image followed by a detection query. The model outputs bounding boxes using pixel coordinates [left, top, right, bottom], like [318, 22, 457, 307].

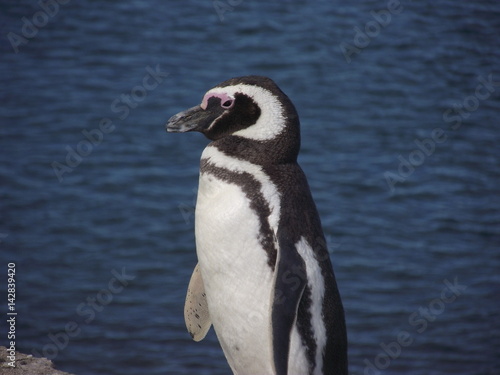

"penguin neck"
[208, 132, 300, 167]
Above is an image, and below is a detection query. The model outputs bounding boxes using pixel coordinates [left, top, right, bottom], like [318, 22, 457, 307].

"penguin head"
[166, 76, 300, 159]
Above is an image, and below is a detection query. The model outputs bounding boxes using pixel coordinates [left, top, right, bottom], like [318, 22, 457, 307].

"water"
[1, 1, 499, 374]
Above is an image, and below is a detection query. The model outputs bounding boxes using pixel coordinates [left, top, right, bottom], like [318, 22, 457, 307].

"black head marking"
[201, 92, 261, 141]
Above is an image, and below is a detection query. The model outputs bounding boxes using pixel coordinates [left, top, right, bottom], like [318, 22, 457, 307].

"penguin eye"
[221, 99, 234, 109]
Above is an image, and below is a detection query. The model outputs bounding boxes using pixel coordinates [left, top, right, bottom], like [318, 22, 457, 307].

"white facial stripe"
[201, 84, 286, 141]
[201, 145, 281, 229]
[296, 237, 327, 375]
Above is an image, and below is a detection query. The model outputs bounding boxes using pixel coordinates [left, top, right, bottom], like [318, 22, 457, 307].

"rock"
[0, 346, 76, 375]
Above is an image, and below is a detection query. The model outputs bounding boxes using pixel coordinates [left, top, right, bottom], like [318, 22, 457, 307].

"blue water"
[1, 1, 499, 374]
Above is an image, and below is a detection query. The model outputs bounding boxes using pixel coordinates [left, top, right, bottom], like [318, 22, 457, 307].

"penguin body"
[167, 76, 347, 375]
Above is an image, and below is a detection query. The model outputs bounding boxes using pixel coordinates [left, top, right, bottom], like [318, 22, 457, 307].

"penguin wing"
[271, 237, 307, 375]
[184, 263, 211, 341]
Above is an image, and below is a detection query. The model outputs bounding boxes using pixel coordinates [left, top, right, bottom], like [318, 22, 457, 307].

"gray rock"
[0, 346, 76, 375]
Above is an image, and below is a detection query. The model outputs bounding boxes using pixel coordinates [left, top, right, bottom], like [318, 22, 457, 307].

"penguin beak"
[166, 105, 214, 133]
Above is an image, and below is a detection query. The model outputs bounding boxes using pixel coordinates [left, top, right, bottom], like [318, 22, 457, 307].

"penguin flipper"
[184, 263, 211, 341]
[271, 240, 307, 375]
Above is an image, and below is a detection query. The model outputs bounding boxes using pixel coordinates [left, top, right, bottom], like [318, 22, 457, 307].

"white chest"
[195, 172, 276, 373]
[195, 172, 265, 270]
[192, 146, 312, 374]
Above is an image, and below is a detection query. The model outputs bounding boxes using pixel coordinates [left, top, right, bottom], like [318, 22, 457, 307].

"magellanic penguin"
[166, 76, 347, 375]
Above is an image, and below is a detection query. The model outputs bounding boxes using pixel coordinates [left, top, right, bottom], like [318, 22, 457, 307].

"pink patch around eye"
[200, 92, 234, 110]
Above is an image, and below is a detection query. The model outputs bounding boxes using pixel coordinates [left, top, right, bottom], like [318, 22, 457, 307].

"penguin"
[166, 76, 347, 375]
